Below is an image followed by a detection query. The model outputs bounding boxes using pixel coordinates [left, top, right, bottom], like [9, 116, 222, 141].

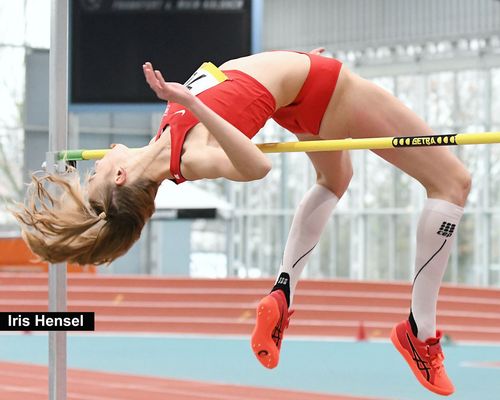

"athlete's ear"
[114, 167, 127, 186]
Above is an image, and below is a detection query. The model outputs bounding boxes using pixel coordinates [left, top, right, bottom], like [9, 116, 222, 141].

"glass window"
[0, 127, 23, 223]
[456, 70, 487, 127]
[426, 72, 454, 129]
[365, 215, 391, 280]
[397, 75, 425, 117]
[333, 215, 352, 279]
[0, 47, 25, 127]
[456, 138, 485, 209]
[364, 152, 393, 208]
[395, 214, 413, 281]
[455, 213, 475, 284]
[25, 0, 51, 49]
[491, 69, 500, 125]
[0, 46, 24, 222]
[489, 130, 500, 206]
[0, 2, 25, 46]
[394, 169, 412, 207]
[489, 214, 500, 286]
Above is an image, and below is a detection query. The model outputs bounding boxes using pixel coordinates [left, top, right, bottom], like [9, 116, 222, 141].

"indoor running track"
[1, 333, 499, 400]
[0, 361, 384, 400]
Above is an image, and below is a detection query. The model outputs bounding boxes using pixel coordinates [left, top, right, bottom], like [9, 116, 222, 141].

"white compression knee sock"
[410, 198, 464, 341]
[272, 184, 338, 307]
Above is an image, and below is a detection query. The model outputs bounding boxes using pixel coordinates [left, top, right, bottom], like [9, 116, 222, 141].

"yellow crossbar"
[59, 132, 500, 161]
[258, 132, 500, 153]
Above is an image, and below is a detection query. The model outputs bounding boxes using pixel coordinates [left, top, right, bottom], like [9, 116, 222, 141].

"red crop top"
[155, 69, 276, 184]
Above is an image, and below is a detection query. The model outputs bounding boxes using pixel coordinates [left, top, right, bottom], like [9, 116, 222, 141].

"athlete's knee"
[447, 164, 471, 206]
[427, 164, 471, 207]
[316, 167, 353, 198]
[456, 167, 472, 203]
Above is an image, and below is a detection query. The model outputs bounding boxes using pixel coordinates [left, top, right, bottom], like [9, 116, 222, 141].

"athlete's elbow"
[252, 159, 272, 180]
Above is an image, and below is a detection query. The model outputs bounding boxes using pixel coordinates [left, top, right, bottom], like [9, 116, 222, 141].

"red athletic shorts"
[273, 52, 342, 134]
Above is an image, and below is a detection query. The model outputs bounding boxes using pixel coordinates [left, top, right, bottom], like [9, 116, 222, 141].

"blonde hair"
[13, 169, 158, 265]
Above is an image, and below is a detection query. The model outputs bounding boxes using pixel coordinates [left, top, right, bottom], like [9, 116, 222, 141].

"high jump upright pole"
[48, 0, 69, 399]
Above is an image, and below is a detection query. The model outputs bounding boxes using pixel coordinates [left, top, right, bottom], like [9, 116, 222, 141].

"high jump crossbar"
[58, 131, 500, 161]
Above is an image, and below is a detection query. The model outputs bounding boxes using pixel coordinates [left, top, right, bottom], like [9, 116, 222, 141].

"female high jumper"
[15, 48, 470, 396]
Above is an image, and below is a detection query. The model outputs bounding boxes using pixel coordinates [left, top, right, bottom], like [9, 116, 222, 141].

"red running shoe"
[251, 290, 293, 369]
[391, 320, 455, 396]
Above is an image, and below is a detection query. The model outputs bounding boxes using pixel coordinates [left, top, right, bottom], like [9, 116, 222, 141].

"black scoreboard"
[71, 0, 252, 104]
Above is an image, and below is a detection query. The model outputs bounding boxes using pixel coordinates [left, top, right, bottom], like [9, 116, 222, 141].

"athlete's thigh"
[372, 146, 465, 193]
[348, 80, 466, 189]
[296, 134, 352, 197]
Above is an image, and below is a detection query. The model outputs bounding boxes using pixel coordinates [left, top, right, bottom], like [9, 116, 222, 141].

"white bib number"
[183, 62, 228, 96]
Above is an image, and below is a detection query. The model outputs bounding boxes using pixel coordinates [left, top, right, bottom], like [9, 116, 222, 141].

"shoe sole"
[390, 325, 454, 396]
[251, 295, 281, 369]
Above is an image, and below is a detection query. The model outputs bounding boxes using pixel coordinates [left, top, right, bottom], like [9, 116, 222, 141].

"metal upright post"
[48, 1, 69, 399]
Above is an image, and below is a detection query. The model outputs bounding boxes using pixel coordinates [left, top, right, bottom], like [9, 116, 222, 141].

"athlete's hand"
[143, 62, 195, 106]
[309, 47, 325, 55]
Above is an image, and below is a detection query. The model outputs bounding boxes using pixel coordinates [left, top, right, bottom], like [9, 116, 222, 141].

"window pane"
[455, 214, 475, 284]
[456, 139, 485, 209]
[489, 214, 500, 286]
[0, 127, 23, 223]
[456, 70, 487, 126]
[365, 215, 390, 280]
[488, 126, 500, 206]
[364, 152, 393, 208]
[334, 215, 352, 278]
[426, 72, 454, 128]
[394, 170, 412, 207]
[25, 0, 50, 49]
[395, 214, 412, 281]
[0, 47, 25, 127]
[397, 75, 425, 116]
[0, 2, 24, 45]
[492, 69, 500, 125]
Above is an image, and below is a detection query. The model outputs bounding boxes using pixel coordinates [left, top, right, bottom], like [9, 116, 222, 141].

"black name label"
[0, 312, 95, 331]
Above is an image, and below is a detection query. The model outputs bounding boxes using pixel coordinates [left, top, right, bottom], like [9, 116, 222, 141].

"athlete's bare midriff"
[219, 51, 310, 109]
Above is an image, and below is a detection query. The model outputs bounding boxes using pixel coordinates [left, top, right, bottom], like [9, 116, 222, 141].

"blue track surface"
[1, 334, 499, 399]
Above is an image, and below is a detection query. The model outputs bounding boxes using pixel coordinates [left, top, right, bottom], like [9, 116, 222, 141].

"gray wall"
[263, 0, 500, 51]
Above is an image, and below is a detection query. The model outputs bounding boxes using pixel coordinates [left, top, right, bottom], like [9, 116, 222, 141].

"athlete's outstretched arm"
[143, 62, 271, 180]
